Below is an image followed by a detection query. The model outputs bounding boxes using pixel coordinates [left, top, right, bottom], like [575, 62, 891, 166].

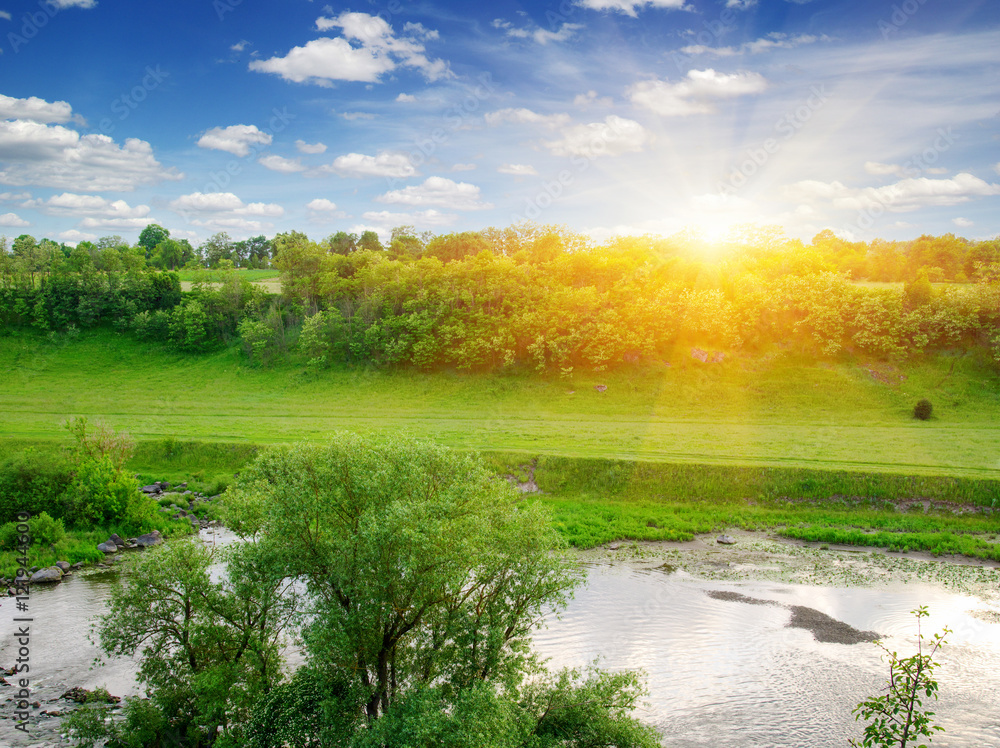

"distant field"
[176, 268, 281, 293]
[3, 330, 999, 478]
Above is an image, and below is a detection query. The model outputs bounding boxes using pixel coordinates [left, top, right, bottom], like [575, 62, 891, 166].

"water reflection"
[533, 564, 1000, 747]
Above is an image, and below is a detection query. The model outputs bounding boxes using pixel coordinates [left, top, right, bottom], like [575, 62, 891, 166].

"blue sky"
[1, 0, 998, 247]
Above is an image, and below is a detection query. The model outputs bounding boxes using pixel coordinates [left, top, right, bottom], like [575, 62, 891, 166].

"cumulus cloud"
[0, 212, 30, 227]
[396, 93, 417, 103]
[574, 90, 614, 107]
[361, 209, 457, 228]
[0, 121, 181, 191]
[679, 33, 826, 57]
[498, 163, 539, 176]
[786, 173, 1000, 212]
[296, 139, 328, 154]
[375, 176, 492, 210]
[319, 151, 417, 179]
[952, 217, 973, 228]
[0, 94, 84, 125]
[575, 0, 688, 17]
[250, 12, 449, 86]
[169, 192, 284, 233]
[23, 193, 152, 229]
[542, 115, 649, 158]
[485, 108, 570, 129]
[306, 198, 339, 212]
[628, 69, 768, 116]
[58, 229, 97, 243]
[197, 125, 272, 157]
[49, 0, 97, 7]
[258, 154, 306, 173]
[451, 163, 477, 172]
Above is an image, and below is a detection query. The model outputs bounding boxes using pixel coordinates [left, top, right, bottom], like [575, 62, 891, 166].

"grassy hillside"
[3, 329, 999, 478]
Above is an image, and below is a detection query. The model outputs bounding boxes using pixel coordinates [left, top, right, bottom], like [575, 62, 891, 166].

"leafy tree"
[851, 607, 950, 748]
[326, 231, 358, 255]
[89, 539, 299, 747]
[424, 231, 490, 263]
[201, 232, 235, 268]
[913, 399, 933, 421]
[227, 435, 658, 746]
[138, 224, 170, 258]
[358, 230, 383, 252]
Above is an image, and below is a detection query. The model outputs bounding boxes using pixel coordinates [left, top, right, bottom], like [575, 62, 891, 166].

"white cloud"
[952, 217, 973, 228]
[994, 162, 1000, 176]
[58, 229, 97, 243]
[320, 151, 417, 178]
[170, 192, 284, 217]
[306, 198, 339, 212]
[498, 163, 539, 176]
[250, 12, 449, 86]
[574, 90, 613, 107]
[864, 161, 903, 176]
[787, 173, 1000, 212]
[49, 0, 96, 7]
[24, 193, 152, 227]
[679, 33, 825, 57]
[575, 0, 688, 17]
[725, 0, 757, 8]
[375, 176, 492, 210]
[0, 121, 181, 191]
[485, 108, 570, 129]
[494, 18, 582, 44]
[628, 69, 768, 116]
[361, 209, 457, 228]
[451, 163, 477, 172]
[258, 154, 306, 173]
[231, 40, 249, 52]
[0, 191, 31, 202]
[0, 94, 83, 125]
[542, 115, 649, 158]
[296, 139, 327, 154]
[197, 125, 272, 157]
[0, 11, 11, 20]
[340, 111, 376, 121]
[0, 212, 29, 227]
[396, 93, 417, 103]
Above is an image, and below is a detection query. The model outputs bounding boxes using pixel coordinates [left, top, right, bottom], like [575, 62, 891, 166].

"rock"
[71, 561, 84, 569]
[29, 567, 63, 584]
[711, 351, 725, 363]
[158, 481, 171, 490]
[29, 566, 39, 574]
[97, 541, 118, 554]
[134, 530, 163, 548]
[691, 347, 709, 363]
[176, 482, 187, 489]
[110, 533, 125, 547]
[54, 561, 71, 572]
[594, 384, 608, 393]
[140, 484, 161, 494]
[716, 535, 737, 545]
[608, 542, 622, 550]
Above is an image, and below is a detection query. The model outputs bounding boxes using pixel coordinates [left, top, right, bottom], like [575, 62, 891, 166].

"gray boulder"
[97, 541, 118, 554]
[29, 567, 63, 584]
[54, 561, 71, 572]
[110, 533, 125, 547]
[134, 530, 163, 548]
[140, 484, 161, 494]
[716, 535, 737, 545]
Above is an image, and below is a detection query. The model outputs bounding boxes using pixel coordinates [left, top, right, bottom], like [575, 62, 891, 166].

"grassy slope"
[3, 329, 1000, 478]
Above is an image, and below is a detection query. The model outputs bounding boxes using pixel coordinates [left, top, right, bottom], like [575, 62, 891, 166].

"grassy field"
[3, 329, 999, 478]
[176, 268, 281, 293]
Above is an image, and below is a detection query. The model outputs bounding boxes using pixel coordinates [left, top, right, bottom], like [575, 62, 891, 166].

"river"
[2, 530, 999, 746]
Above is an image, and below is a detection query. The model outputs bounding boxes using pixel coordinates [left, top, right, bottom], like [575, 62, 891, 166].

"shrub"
[913, 399, 933, 421]
[0, 512, 66, 551]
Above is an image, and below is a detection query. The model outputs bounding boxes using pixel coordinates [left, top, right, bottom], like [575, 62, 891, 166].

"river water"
[2, 533, 999, 746]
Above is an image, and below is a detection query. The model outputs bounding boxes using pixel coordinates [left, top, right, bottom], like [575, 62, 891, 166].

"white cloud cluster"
[485, 108, 570, 129]
[375, 177, 492, 210]
[575, 0, 688, 17]
[361, 209, 457, 228]
[306, 198, 338, 212]
[498, 163, 539, 176]
[258, 154, 306, 173]
[542, 115, 649, 158]
[22, 192, 152, 230]
[680, 33, 825, 57]
[249, 12, 449, 86]
[0, 94, 84, 125]
[787, 173, 1000, 213]
[0, 121, 181, 191]
[628, 69, 767, 116]
[319, 151, 417, 179]
[170, 192, 284, 234]
[296, 139, 328, 154]
[0, 213, 30, 227]
[864, 161, 946, 177]
[197, 125, 273, 157]
[492, 18, 582, 45]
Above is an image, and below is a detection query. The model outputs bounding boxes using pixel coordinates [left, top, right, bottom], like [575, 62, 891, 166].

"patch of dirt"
[505, 459, 541, 494]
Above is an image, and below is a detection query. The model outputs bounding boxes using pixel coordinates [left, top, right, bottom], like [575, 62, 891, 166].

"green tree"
[88, 539, 299, 747]
[326, 231, 358, 255]
[138, 224, 170, 258]
[227, 435, 658, 746]
[851, 607, 950, 748]
[358, 230, 383, 252]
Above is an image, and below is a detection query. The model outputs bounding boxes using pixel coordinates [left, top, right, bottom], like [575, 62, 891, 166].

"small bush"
[913, 399, 933, 420]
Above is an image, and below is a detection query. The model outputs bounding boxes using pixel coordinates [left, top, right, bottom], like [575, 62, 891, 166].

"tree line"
[3, 223, 1000, 371]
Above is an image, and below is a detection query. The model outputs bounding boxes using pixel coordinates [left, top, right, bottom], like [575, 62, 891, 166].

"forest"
[2, 222, 999, 373]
